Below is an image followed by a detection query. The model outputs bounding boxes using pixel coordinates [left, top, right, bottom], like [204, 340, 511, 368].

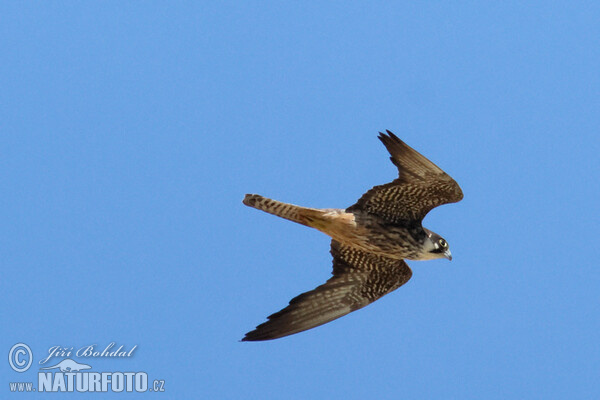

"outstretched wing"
[242, 241, 412, 341]
[347, 130, 463, 224]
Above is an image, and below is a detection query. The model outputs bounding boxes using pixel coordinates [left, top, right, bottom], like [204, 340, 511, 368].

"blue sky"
[2, 2, 599, 399]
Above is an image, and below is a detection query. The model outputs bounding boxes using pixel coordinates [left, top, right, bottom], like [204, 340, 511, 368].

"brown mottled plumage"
[242, 131, 463, 341]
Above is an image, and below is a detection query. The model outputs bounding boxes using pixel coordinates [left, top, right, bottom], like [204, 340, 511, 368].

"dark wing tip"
[241, 317, 294, 341]
[378, 130, 409, 157]
[378, 129, 402, 143]
[240, 333, 262, 342]
[241, 315, 275, 341]
[240, 332, 279, 342]
[377, 130, 417, 174]
[377, 130, 450, 180]
[241, 327, 270, 342]
[384, 129, 401, 140]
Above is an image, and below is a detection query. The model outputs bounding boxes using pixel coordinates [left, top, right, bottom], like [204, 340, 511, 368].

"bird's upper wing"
[242, 240, 412, 341]
[347, 130, 463, 223]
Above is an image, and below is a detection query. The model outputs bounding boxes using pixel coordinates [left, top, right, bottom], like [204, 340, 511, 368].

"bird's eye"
[438, 239, 447, 248]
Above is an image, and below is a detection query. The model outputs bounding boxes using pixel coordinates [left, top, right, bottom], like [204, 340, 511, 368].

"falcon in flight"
[242, 131, 463, 341]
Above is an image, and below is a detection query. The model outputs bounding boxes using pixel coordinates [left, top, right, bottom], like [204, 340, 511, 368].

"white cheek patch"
[422, 239, 438, 253]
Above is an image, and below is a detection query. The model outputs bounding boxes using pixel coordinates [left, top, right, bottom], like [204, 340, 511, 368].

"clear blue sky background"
[2, 2, 599, 399]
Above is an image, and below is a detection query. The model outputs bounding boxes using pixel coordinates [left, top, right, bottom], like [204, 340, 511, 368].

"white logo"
[37, 361, 150, 393]
[8, 342, 165, 393]
[8, 343, 33, 373]
[39, 358, 91, 372]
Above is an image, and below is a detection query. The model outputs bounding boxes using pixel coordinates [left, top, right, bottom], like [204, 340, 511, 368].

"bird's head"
[421, 228, 452, 261]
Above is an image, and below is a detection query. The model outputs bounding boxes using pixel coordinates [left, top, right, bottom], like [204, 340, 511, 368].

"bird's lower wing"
[242, 241, 412, 341]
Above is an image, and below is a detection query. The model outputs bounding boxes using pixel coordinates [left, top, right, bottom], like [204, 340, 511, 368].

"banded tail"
[243, 194, 329, 229]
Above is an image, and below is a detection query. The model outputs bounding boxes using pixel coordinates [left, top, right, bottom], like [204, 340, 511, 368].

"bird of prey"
[242, 131, 463, 341]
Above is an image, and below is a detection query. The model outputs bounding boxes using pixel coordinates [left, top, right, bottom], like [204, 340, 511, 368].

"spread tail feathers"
[243, 194, 327, 229]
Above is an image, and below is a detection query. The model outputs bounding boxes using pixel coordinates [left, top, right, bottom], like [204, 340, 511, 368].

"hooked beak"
[444, 249, 452, 261]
